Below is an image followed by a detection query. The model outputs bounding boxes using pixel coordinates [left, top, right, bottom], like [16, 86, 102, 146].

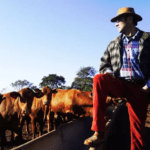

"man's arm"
[99, 43, 113, 74]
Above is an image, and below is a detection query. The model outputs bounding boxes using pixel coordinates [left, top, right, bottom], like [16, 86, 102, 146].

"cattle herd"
[0, 86, 93, 149]
[0, 86, 150, 150]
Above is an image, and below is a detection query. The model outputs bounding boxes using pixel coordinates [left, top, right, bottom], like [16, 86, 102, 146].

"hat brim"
[110, 13, 142, 22]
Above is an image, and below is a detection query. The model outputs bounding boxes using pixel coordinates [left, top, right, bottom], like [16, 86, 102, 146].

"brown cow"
[28, 86, 57, 139]
[17, 88, 45, 137]
[0, 87, 44, 148]
[50, 89, 93, 129]
[0, 91, 31, 149]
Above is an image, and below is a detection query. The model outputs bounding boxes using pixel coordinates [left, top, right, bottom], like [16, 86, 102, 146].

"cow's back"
[51, 89, 93, 115]
[51, 89, 72, 113]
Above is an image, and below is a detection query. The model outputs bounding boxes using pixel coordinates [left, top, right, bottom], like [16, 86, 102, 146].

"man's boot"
[84, 131, 105, 147]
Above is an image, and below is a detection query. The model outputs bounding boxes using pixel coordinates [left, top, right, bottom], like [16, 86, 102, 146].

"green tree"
[11, 80, 37, 91]
[71, 66, 97, 91]
[39, 74, 66, 89]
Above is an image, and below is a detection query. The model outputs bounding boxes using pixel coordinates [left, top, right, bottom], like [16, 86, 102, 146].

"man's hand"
[105, 72, 115, 78]
[142, 85, 149, 93]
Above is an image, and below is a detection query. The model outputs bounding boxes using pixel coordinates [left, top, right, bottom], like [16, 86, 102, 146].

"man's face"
[115, 15, 130, 34]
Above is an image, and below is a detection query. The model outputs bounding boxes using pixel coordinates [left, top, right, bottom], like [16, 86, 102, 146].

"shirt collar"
[122, 29, 140, 42]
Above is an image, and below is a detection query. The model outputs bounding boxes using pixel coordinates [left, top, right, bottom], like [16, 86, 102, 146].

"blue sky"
[0, 0, 150, 93]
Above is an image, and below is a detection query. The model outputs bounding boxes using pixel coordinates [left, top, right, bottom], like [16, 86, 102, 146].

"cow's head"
[34, 86, 57, 106]
[82, 91, 93, 98]
[18, 88, 45, 115]
[9, 91, 29, 116]
[74, 90, 93, 117]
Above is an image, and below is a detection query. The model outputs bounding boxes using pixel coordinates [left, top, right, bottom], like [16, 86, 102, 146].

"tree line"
[1, 66, 97, 93]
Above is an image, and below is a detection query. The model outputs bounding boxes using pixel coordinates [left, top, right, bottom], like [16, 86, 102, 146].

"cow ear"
[0, 94, 6, 102]
[34, 88, 41, 93]
[0, 94, 3, 99]
[35, 92, 44, 98]
[52, 89, 58, 93]
[34, 89, 44, 98]
[2, 97, 6, 100]
[88, 92, 93, 98]
[10, 92, 20, 99]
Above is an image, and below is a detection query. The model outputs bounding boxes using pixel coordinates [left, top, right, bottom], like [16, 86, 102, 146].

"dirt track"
[1, 122, 49, 150]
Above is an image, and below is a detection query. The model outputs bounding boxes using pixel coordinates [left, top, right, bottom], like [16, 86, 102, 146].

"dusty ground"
[1, 103, 150, 150]
[1, 122, 49, 150]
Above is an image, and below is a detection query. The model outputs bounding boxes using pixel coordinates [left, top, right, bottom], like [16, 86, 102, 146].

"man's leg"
[84, 73, 149, 150]
[125, 85, 149, 150]
[84, 73, 126, 145]
[91, 74, 126, 131]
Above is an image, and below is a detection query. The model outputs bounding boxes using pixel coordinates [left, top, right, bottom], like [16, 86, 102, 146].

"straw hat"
[111, 7, 142, 22]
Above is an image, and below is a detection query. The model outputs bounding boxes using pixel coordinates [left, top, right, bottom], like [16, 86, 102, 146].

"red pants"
[91, 74, 149, 150]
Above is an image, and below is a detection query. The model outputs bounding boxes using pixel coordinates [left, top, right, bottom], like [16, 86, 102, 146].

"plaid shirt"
[99, 29, 150, 89]
[119, 30, 145, 80]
